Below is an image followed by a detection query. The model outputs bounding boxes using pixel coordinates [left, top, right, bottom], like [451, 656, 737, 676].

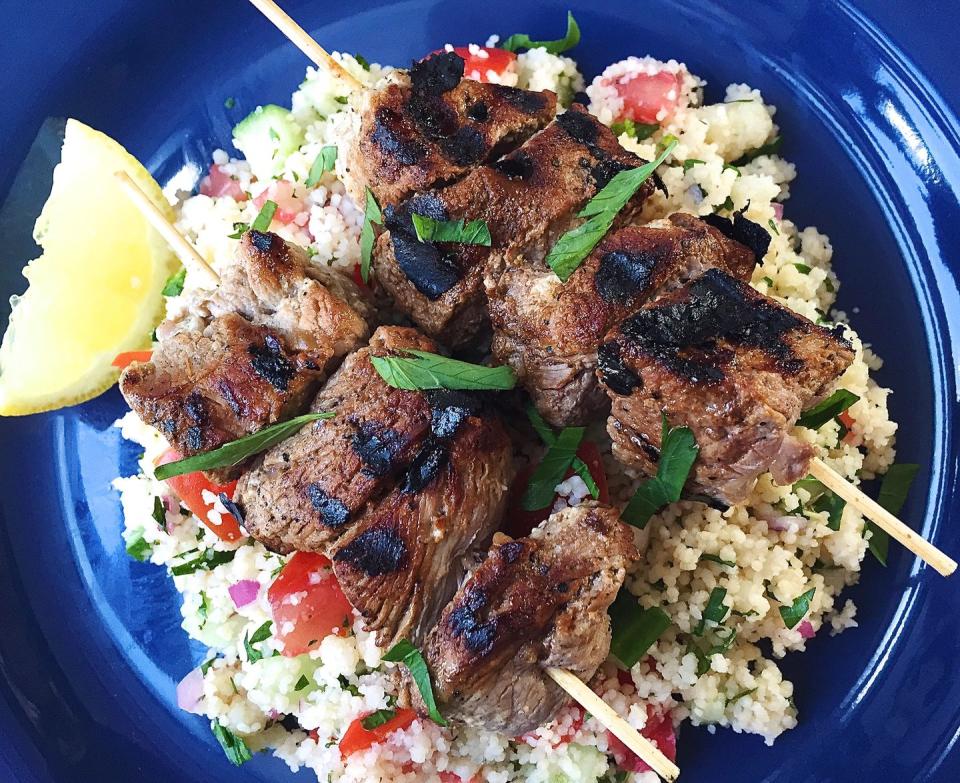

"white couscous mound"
[116, 37, 899, 783]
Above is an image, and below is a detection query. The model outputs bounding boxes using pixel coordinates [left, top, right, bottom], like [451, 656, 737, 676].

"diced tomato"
[609, 69, 684, 125]
[253, 180, 305, 225]
[352, 262, 369, 289]
[268, 552, 353, 657]
[155, 448, 244, 542]
[199, 164, 248, 201]
[503, 440, 609, 538]
[608, 706, 677, 773]
[338, 708, 417, 757]
[112, 350, 153, 369]
[427, 47, 517, 83]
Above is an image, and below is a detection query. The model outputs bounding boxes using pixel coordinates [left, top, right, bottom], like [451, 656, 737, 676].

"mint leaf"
[608, 590, 671, 668]
[251, 199, 277, 232]
[411, 214, 492, 246]
[359, 187, 382, 283]
[305, 145, 337, 187]
[382, 639, 446, 726]
[370, 350, 515, 391]
[796, 389, 859, 430]
[500, 11, 580, 54]
[779, 587, 815, 629]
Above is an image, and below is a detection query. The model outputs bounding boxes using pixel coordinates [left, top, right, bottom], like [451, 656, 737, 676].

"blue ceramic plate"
[2, 1, 959, 781]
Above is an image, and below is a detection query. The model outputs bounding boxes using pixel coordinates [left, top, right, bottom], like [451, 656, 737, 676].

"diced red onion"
[229, 579, 260, 608]
[176, 668, 205, 714]
[766, 515, 806, 532]
[772, 202, 784, 221]
[798, 620, 816, 639]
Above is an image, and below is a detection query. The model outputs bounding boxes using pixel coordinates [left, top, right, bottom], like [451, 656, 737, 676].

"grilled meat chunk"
[375, 105, 653, 347]
[416, 503, 637, 735]
[349, 51, 556, 207]
[121, 232, 370, 481]
[598, 268, 855, 506]
[237, 326, 513, 647]
[487, 213, 759, 427]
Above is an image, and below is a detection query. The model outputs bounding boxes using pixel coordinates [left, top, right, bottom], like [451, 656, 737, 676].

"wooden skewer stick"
[809, 458, 956, 577]
[247, 0, 363, 90]
[546, 667, 680, 782]
[114, 171, 220, 286]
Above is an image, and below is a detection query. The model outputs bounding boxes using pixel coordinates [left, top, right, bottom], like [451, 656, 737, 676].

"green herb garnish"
[779, 587, 815, 629]
[768, 219, 779, 235]
[200, 657, 217, 675]
[410, 214, 492, 246]
[685, 639, 711, 676]
[727, 687, 757, 705]
[224, 97, 237, 109]
[722, 163, 741, 177]
[359, 186, 382, 283]
[198, 591, 210, 626]
[125, 534, 152, 562]
[793, 262, 812, 274]
[305, 146, 337, 188]
[244, 620, 273, 663]
[228, 221, 250, 239]
[155, 412, 333, 480]
[211, 719, 253, 766]
[611, 119, 659, 140]
[683, 158, 705, 172]
[295, 674, 310, 691]
[718, 195, 735, 212]
[162, 267, 187, 297]
[621, 415, 699, 529]
[370, 350, 515, 391]
[731, 135, 783, 166]
[813, 491, 846, 531]
[500, 11, 580, 54]
[382, 639, 447, 726]
[796, 389, 859, 431]
[338, 674, 361, 696]
[170, 547, 236, 576]
[361, 708, 396, 730]
[354, 53, 371, 71]
[251, 199, 277, 232]
[608, 590, 672, 668]
[694, 587, 729, 634]
[867, 463, 920, 566]
[526, 405, 599, 500]
[545, 139, 677, 281]
[699, 553, 735, 568]
[151, 496, 167, 530]
[521, 426, 585, 511]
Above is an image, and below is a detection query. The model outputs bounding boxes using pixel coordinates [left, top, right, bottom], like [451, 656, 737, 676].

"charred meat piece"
[237, 326, 440, 554]
[487, 213, 759, 427]
[237, 326, 514, 647]
[121, 231, 371, 481]
[417, 503, 637, 735]
[349, 51, 556, 207]
[598, 268, 855, 506]
[121, 313, 324, 483]
[375, 105, 653, 347]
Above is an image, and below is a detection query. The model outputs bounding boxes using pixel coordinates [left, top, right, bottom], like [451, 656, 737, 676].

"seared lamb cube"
[486, 212, 760, 427]
[120, 231, 371, 481]
[347, 51, 557, 207]
[374, 105, 654, 347]
[237, 326, 514, 648]
[598, 268, 855, 506]
[415, 503, 637, 735]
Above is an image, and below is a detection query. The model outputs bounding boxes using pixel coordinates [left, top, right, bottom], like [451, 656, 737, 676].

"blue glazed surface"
[1, 1, 959, 781]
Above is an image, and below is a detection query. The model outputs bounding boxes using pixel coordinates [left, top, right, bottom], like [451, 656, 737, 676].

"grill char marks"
[119, 231, 371, 482]
[417, 504, 637, 735]
[236, 326, 514, 649]
[600, 268, 855, 506]
[377, 105, 650, 348]
[486, 212, 759, 427]
[349, 55, 556, 207]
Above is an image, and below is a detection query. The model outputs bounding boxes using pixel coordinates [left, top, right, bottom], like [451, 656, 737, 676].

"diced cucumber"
[232, 104, 305, 181]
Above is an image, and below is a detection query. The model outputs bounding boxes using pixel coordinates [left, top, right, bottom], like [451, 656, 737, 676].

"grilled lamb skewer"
[486, 212, 763, 428]
[598, 267, 855, 507]
[236, 326, 514, 648]
[346, 50, 557, 207]
[409, 503, 637, 735]
[374, 104, 655, 347]
[120, 230, 371, 482]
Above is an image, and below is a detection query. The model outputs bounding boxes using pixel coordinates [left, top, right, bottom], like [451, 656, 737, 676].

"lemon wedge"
[0, 119, 178, 415]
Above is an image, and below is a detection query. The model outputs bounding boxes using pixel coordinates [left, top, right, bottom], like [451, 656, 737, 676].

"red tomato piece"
[608, 706, 677, 773]
[338, 708, 417, 757]
[612, 69, 684, 125]
[155, 448, 244, 542]
[112, 350, 153, 369]
[268, 552, 353, 657]
[199, 164, 248, 201]
[352, 262, 369, 289]
[503, 441, 609, 538]
[253, 180, 305, 225]
[427, 47, 517, 83]
[837, 410, 857, 444]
